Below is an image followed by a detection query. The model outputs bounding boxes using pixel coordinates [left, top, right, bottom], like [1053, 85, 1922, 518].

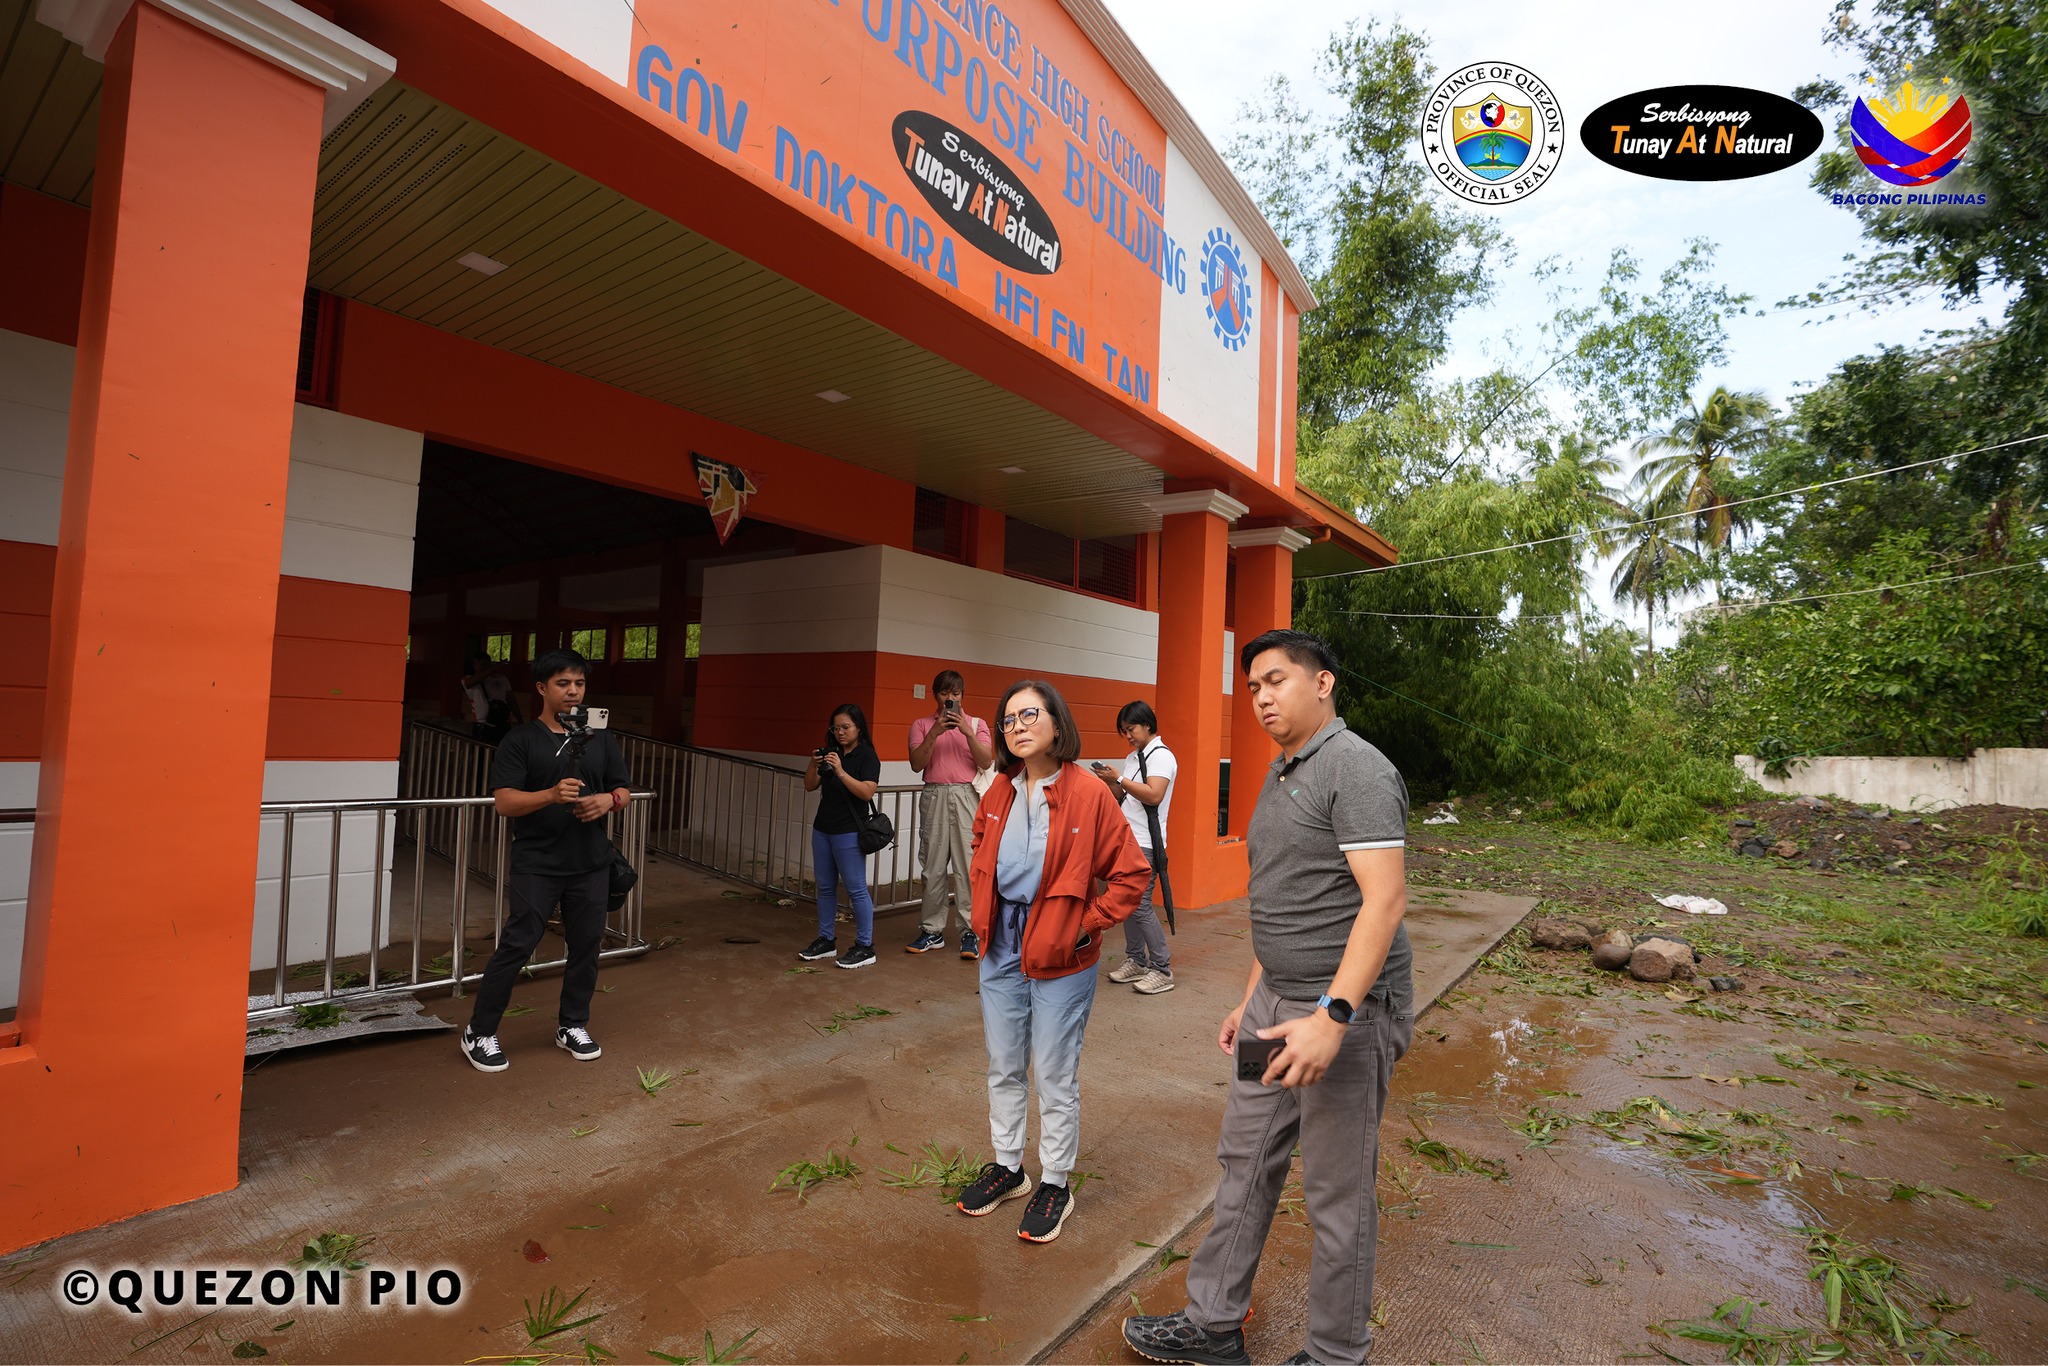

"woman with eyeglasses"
[797, 703, 883, 970]
[953, 680, 1151, 1243]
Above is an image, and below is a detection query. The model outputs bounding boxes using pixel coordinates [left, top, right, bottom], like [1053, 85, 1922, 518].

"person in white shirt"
[463, 653, 520, 743]
[1091, 701, 1176, 994]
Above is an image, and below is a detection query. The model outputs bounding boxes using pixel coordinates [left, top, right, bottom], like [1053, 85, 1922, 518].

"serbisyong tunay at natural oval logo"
[1581, 85, 1823, 181]
[1420, 61, 1564, 205]
[894, 109, 1061, 275]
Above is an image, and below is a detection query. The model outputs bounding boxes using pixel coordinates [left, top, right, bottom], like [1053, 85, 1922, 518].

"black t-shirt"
[489, 721, 632, 875]
[812, 741, 881, 835]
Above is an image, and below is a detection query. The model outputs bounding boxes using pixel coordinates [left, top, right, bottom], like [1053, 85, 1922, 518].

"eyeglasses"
[999, 707, 1043, 733]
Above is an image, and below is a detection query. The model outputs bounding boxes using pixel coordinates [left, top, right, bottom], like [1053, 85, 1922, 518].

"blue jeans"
[812, 827, 874, 945]
[979, 947, 1099, 1186]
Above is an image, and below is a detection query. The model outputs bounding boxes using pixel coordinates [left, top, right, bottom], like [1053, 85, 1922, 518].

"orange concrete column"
[0, 1, 388, 1253]
[1226, 529, 1309, 838]
[1148, 490, 1248, 906]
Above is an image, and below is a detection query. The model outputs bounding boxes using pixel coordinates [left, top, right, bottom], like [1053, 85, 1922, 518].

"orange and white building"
[0, 0, 1391, 1249]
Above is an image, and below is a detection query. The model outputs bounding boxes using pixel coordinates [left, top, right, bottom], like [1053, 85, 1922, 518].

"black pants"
[468, 866, 608, 1036]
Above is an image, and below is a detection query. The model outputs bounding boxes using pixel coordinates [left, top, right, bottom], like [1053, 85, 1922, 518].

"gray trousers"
[1184, 977, 1412, 1364]
[1121, 869, 1171, 970]
[917, 783, 975, 934]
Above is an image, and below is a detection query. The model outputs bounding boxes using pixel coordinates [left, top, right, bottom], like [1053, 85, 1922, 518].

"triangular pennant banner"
[693, 453, 760, 544]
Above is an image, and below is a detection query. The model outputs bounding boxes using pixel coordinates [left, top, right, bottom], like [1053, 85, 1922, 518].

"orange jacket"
[968, 761, 1152, 979]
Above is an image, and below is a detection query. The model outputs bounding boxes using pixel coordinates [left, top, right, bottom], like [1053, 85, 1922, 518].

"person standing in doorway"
[461, 649, 630, 1073]
[953, 680, 1151, 1244]
[462, 653, 519, 744]
[907, 670, 993, 958]
[1123, 629, 1412, 1366]
[1092, 701, 1176, 995]
[797, 703, 883, 970]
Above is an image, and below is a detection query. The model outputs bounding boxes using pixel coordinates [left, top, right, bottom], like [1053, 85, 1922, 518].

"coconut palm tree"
[1629, 386, 1775, 551]
[1600, 482, 1704, 666]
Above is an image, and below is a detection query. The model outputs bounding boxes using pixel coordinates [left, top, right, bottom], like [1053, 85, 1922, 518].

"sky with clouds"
[1103, 0, 2000, 626]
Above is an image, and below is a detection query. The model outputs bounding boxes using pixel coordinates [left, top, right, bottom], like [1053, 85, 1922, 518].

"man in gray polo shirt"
[1124, 628, 1412, 1366]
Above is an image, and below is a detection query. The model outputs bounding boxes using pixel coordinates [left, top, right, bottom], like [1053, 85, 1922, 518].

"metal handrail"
[1, 790, 655, 1024]
[247, 789, 654, 1023]
[608, 730, 930, 912]
[397, 719, 942, 911]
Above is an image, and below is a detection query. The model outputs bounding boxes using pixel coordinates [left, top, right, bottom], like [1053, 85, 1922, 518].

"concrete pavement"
[0, 859, 1532, 1363]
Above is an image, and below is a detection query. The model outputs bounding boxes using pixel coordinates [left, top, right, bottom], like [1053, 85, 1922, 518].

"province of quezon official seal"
[1421, 61, 1564, 205]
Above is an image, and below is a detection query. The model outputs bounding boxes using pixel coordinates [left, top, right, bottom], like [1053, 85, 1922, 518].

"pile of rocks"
[1526, 916, 1741, 990]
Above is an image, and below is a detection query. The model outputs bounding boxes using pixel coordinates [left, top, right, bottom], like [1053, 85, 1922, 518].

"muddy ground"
[1055, 802, 2048, 1364]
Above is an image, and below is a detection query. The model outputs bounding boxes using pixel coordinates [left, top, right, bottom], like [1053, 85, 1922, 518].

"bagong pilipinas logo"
[893, 110, 1061, 275]
[1200, 227, 1252, 351]
[1851, 73, 1971, 186]
[1422, 62, 1564, 205]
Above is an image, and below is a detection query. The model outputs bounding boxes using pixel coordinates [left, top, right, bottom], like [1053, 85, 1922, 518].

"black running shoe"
[1120, 1311, 1252, 1365]
[906, 931, 945, 953]
[461, 1029, 508, 1073]
[954, 1162, 1029, 1216]
[1279, 1352, 1323, 1365]
[1017, 1181, 1073, 1243]
[959, 930, 980, 960]
[555, 1025, 602, 1061]
[798, 935, 838, 961]
[837, 942, 877, 969]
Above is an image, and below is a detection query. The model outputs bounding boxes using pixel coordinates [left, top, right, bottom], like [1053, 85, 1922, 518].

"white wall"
[1157, 138, 1265, 470]
[701, 544, 1160, 686]
[1734, 749, 2048, 812]
[0, 331, 423, 577]
[0, 328, 424, 1009]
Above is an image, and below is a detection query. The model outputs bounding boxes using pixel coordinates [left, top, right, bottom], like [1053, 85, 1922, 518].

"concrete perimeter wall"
[1734, 749, 2048, 812]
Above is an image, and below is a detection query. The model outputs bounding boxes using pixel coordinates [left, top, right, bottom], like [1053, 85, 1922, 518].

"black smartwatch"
[1316, 993, 1355, 1025]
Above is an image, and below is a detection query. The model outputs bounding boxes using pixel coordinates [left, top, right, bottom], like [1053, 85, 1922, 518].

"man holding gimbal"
[461, 648, 632, 1073]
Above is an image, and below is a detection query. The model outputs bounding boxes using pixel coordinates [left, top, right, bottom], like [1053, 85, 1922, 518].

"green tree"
[1629, 385, 1774, 551]
[1228, 21, 1502, 435]
[1796, 0, 2048, 404]
[1602, 484, 1705, 663]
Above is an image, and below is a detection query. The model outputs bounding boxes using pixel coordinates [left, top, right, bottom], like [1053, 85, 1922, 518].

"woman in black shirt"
[798, 702, 882, 969]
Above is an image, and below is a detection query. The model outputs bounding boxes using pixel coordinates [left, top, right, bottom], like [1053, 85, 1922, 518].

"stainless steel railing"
[401, 720, 507, 875]
[0, 793, 653, 1025]
[610, 732, 929, 912]
[247, 790, 653, 1023]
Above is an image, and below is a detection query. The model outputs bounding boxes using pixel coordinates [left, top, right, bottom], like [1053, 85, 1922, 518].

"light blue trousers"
[978, 951, 1099, 1187]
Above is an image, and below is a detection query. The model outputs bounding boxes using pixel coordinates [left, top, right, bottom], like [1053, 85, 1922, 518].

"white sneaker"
[1132, 969, 1176, 995]
[1108, 958, 1148, 984]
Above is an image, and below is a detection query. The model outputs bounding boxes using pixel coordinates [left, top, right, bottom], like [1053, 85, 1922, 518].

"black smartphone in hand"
[1236, 1036, 1285, 1082]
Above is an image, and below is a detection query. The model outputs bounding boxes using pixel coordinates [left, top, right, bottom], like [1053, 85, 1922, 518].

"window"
[1004, 517, 1142, 604]
[483, 632, 513, 663]
[621, 625, 659, 660]
[568, 628, 608, 660]
[526, 631, 538, 661]
[1224, 554, 1237, 631]
[294, 288, 339, 406]
[685, 623, 702, 659]
[1005, 517, 1076, 584]
[405, 635, 412, 662]
[913, 487, 967, 560]
[1078, 535, 1139, 602]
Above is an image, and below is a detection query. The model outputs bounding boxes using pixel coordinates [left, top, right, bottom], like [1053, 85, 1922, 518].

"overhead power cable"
[1328, 560, 2041, 625]
[1691, 559, 2042, 612]
[1300, 431, 2048, 582]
